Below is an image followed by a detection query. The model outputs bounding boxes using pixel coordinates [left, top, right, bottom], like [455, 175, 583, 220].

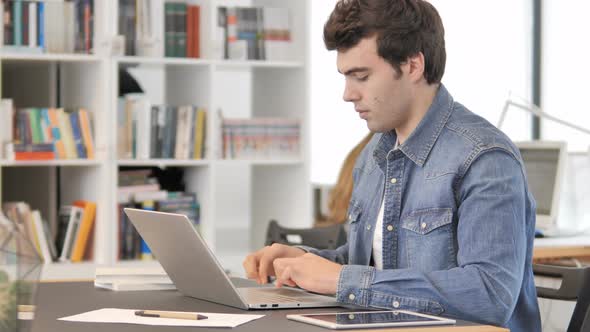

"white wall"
[542, 0, 590, 153]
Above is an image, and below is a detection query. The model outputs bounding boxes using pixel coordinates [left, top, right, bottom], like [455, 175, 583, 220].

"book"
[164, 2, 175, 57]
[0, 2, 5, 46]
[57, 108, 77, 159]
[69, 111, 87, 159]
[135, 98, 151, 160]
[192, 5, 201, 58]
[140, 200, 154, 260]
[38, 2, 45, 49]
[78, 109, 95, 159]
[0, 99, 14, 159]
[40, 216, 58, 261]
[22, 0, 28, 46]
[55, 206, 71, 255]
[187, 5, 194, 57]
[149, 106, 159, 158]
[13, 0, 22, 46]
[175, 3, 187, 57]
[216, 7, 228, 59]
[58, 205, 83, 262]
[31, 210, 53, 263]
[119, 0, 136, 55]
[95, 266, 171, 282]
[13, 143, 56, 160]
[70, 200, 96, 262]
[94, 281, 176, 291]
[28, 2, 37, 48]
[48, 108, 67, 159]
[94, 266, 175, 291]
[193, 109, 206, 159]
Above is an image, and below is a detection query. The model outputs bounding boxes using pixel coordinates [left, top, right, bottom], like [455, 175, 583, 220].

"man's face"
[337, 36, 412, 133]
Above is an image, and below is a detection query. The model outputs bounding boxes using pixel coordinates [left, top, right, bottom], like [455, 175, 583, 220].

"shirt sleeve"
[336, 150, 530, 326]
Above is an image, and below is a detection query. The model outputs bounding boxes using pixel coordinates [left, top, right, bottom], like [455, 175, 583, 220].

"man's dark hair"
[324, 0, 446, 84]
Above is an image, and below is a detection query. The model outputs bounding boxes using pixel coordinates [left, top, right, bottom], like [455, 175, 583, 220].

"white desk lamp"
[498, 97, 590, 155]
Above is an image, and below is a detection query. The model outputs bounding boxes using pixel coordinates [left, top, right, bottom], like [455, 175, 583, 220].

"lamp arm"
[497, 100, 511, 129]
[499, 100, 590, 136]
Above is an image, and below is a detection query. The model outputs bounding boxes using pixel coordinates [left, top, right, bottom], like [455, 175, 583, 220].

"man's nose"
[343, 83, 360, 102]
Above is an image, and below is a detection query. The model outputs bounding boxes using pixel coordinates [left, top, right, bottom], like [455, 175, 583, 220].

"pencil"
[135, 310, 208, 320]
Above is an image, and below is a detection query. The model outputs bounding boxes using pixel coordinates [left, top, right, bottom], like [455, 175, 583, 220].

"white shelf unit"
[0, 0, 311, 279]
[0, 55, 112, 267]
[0, 160, 103, 167]
[0, 53, 102, 62]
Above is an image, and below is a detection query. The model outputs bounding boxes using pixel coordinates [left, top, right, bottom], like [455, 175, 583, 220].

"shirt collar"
[373, 84, 454, 168]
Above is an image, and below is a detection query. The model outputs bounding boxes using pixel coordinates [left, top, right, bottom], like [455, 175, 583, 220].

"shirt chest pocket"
[400, 208, 456, 271]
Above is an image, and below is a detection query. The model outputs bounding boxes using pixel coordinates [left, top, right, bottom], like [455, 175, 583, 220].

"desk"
[534, 235, 590, 261]
[29, 281, 508, 332]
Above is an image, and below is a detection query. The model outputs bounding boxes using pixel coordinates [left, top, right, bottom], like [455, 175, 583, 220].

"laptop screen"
[519, 147, 561, 216]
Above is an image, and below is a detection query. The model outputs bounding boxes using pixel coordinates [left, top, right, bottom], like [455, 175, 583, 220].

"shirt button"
[392, 301, 400, 308]
[421, 222, 427, 229]
[349, 294, 356, 301]
[387, 225, 394, 232]
[366, 224, 371, 230]
[390, 178, 397, 184]
[348, 214, 353, 221]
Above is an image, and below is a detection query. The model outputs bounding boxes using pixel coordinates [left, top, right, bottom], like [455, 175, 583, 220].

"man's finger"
[242, 254, 260, 280]
[258, 253, 275, 284]
[276, 265, 297, 288]
[273, 258, 296, 287]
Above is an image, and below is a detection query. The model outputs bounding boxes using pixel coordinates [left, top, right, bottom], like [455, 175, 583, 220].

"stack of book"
[221, 117, 300, 160]
[117, 169, 200, 261]
[164, 2, 200, 58]
[2, 200, 96, 263]
[1, 101, 96, 161]
[1, 0, 94, 54]
[117, 94, 206, 160]
[118, 1, 200, 58]
[216, 6, 291, 61]
[95, 266, 174, 291]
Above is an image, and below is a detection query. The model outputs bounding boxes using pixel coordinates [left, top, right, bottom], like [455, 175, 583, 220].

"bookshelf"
[0, 0, 311, 279]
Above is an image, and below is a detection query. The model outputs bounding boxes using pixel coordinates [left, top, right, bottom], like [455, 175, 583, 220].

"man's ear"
[406, 52, 426, 83]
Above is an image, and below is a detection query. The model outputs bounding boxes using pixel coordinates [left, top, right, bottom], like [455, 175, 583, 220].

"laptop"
[516, 141, 583, 237]
[124, 208, 341, 310]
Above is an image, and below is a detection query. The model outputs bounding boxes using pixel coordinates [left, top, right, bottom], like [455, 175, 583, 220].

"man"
[243, 1, 541, 330]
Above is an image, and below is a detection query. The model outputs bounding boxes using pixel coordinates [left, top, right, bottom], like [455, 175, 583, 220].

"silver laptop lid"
[124, 208, 249, 309]
[515, 141, 567, 230]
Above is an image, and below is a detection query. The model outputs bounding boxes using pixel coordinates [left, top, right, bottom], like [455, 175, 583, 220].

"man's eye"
[357, 76, 368, 82]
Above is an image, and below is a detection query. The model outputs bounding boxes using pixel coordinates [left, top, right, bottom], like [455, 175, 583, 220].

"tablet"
[286, 310, 456, 329]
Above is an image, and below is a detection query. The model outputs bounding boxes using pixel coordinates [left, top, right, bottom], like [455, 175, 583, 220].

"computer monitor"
[515, 141, 567, 231]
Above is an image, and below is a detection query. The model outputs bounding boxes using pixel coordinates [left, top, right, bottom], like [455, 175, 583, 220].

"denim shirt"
[305, 85, 541, 331]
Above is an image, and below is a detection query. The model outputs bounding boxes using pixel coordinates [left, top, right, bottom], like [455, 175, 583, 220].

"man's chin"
[366, 123, 390, 133]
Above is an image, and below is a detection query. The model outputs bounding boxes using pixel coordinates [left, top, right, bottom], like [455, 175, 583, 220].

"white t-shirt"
[372, 200, 386, 270]
[372, 140, 398, 270]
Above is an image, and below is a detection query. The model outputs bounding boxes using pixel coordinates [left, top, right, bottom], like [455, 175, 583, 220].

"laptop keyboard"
[238, 287, 325, 304]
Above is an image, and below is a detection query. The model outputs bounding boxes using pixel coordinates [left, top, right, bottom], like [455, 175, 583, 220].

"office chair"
[533, 264, 590, 332]
[264, 220, 347, 250]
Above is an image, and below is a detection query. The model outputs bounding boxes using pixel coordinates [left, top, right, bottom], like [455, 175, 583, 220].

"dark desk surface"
[29, 281, 508, 332]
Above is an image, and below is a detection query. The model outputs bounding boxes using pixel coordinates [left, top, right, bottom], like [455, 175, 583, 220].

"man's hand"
[273, 253, 342, 295]
[242, 243, 305, 284]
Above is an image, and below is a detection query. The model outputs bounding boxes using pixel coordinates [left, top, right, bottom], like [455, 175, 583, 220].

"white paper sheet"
[59, 308, 265, 327]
